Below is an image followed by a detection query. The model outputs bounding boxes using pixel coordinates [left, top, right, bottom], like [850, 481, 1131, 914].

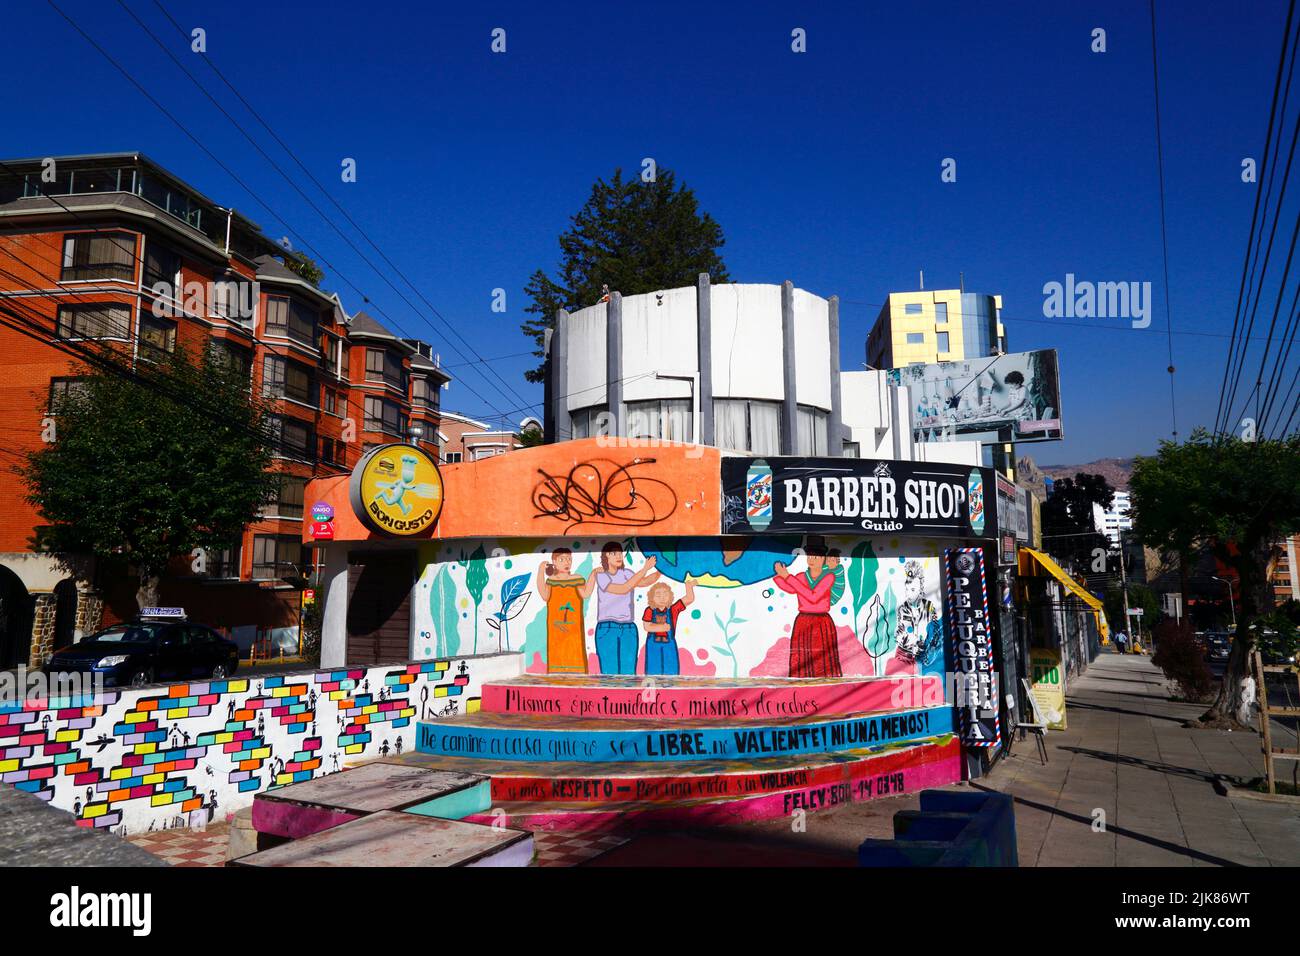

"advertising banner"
[887, 349, 1064, 444]
[722, 456, 997, 539]
[1029, 647, 1067, 730]
[944, 547, 1000, 748]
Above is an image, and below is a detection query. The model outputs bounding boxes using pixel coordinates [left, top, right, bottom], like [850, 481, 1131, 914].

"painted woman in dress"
[772, 541, 842, 678]
[535, 547, 592, 674]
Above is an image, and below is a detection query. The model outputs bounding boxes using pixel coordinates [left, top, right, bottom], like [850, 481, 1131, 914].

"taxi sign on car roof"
[138, 607, 186, 619]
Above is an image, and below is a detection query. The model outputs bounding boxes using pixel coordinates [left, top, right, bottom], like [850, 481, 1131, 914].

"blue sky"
[3, 0, 1290, 464]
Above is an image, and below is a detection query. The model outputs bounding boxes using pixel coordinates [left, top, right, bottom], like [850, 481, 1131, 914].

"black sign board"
[721, 456, 997, 540]
[944, 547, 1001, 748]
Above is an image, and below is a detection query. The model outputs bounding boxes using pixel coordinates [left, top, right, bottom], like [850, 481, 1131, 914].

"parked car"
[1203, 632, 1232, 663]
[43, 617, 239, 688]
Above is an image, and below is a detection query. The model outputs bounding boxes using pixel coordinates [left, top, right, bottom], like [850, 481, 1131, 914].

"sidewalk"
[983, 651, 1300, 866]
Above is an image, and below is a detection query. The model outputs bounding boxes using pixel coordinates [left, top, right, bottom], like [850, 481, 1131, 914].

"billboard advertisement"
[887, 349, 1063, 444]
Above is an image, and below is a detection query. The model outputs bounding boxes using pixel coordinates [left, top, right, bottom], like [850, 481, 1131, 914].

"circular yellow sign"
[349, 443, 444, 536]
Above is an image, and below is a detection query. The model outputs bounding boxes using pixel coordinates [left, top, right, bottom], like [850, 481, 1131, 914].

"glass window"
[262, 354, 286, 398]
[48, 377, 89, 411]
[935, 302, 948, 325]
[796, 405, 829, 456]
[842, 440, 861, 458]
[906, 332, 925, 345]
[142, 240, 180, 292]
[364, 396, 404, 436]
[714, 399, 782, 456]
[252, 535, 306, 580]
[264, 295, 317, 345]
[139, 314, 177, 355]
[205, 544, 240, 579]
[936, 332, 950, 353]
[61, 232, 135, 281]
[443, 451, 463, 464]
[904, 303, 923, 315]
[412, 375, 437, 408]
[365, 348, 406, 390]
[268, 415, 314, 461]
[569, 405, 606, 440]
[275, 474, 306, 518]
[56, 303, 131, 339]
[209, 338, 252, 381]
[626, 398, 692, 442]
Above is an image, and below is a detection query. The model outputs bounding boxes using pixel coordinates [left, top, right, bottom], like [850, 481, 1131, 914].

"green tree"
[520, 167, 731, 382]
[284, 251, 324, 288]
[20, 345, 279, 612]
[1129, 429, 1300, 727]
[1040, 472, 1114, 572]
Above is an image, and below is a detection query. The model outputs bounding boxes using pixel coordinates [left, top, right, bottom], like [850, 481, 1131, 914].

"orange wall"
[305, 438, 721, 542]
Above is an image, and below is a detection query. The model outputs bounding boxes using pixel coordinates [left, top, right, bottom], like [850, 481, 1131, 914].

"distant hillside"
[1036, 457, 1135, 492]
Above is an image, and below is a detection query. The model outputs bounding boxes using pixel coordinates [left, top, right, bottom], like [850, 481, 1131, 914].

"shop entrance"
[345, 551, 414, 665]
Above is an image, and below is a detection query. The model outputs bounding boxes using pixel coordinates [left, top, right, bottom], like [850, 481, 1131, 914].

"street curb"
[1226, 786, 1300, 806]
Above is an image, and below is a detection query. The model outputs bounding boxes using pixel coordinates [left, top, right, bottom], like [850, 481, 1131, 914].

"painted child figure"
[641, 578, 695, 676]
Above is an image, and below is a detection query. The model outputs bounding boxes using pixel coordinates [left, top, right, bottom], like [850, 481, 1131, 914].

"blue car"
[43, 619, 239, 688]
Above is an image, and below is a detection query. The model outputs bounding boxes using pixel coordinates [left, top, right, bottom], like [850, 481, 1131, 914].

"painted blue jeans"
[595, 621, 639, 674]
[643, 637, 680, 676]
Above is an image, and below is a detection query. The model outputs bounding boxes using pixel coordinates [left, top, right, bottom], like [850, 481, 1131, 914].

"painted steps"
[381, 736, 960, 831]
[415, 704, 953, 763]
[480, 673, 943, 722]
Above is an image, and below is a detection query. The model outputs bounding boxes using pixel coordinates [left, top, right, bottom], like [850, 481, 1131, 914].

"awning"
[1018, 547, 1110, 640]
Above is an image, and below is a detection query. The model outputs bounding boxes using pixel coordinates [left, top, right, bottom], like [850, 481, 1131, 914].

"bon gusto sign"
[944, 547, 1000, 748]
[349, 443, 444, 536]
[722, 456, 995, 538]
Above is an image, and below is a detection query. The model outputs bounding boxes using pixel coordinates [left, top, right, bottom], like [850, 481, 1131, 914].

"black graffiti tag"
[531, 458, 678, 531]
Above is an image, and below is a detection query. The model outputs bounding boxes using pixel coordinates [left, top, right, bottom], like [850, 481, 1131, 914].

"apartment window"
[796, 406, 830, 456]
[569, 405, 607, 440]
[252, 535, 307, 581]
[904, 303, 923, 315]
[61, 232, 135, 281]
[204, 544, 240, 579]
[274, 474, 307, 518]
[936, 332, 950, 353]
[626, 398, 693, 442]
[209, 338, 253, 381]
[935, 302, 948, 325]
[321, 332, 349, 379]
[268, 415, 315, 461]
[262, 355, 317, 405]
[320, 437, 344, 467]
[365, 348, 406, 390]
[139, 314, 177, 356]
[142, 240, 181, 292]
[48, 377, 89, 411]
[56, 303, 131, 340]
[412, 375, 438, 409]
[323, 389, 339, 416]
[364, 395, 405, 436]
[212, 277, 255, 325]
[264, 294, 318, 345]
[842, 440, 861, 458]
[443, 451, 463, 464]
[714, 399, 782, 456]
[905, 332, 925, 345]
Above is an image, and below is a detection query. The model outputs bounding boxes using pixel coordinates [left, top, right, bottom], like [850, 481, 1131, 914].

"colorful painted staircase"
[400, 673, 962, 831]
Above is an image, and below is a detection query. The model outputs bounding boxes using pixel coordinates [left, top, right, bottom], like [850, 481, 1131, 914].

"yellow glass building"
[867, 290, 1007, 369]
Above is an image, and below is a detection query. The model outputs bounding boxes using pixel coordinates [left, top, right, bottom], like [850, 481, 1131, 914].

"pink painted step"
[481, 673, 943, 722]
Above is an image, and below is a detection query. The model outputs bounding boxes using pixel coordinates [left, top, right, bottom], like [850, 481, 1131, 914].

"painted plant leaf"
[499, 572, 531, 615]
[866, 586, 897, 659]
[848, 540, 877, 619]
[430, 566, 460, 657]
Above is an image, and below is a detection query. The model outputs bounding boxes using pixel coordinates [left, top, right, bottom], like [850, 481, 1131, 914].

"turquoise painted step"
[415, 706, 952, 764]
[404, 779, 493, 820]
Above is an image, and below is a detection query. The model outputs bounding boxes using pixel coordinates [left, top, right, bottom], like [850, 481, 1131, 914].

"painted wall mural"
[0, 653, 522, 834]
[413, 536, 953, 686]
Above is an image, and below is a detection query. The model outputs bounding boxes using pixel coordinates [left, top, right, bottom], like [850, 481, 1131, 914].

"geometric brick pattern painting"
[0, 653, 521, 835]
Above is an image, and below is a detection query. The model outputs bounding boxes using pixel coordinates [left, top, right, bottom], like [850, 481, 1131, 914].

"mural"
[0, 653, 521, 834]
[413, 536, 952, 684]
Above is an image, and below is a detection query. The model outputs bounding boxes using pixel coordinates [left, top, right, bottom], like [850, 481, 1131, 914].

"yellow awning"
[1018, 548, 1105, 613]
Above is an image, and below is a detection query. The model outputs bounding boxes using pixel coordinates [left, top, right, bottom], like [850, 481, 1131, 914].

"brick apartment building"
[0, 152, 449, 668]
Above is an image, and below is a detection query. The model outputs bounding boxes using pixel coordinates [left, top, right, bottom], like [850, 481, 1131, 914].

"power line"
[1149, 0, 1178, 440]
[42, 0, 524, 430]
[119, 0, 535, 421]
